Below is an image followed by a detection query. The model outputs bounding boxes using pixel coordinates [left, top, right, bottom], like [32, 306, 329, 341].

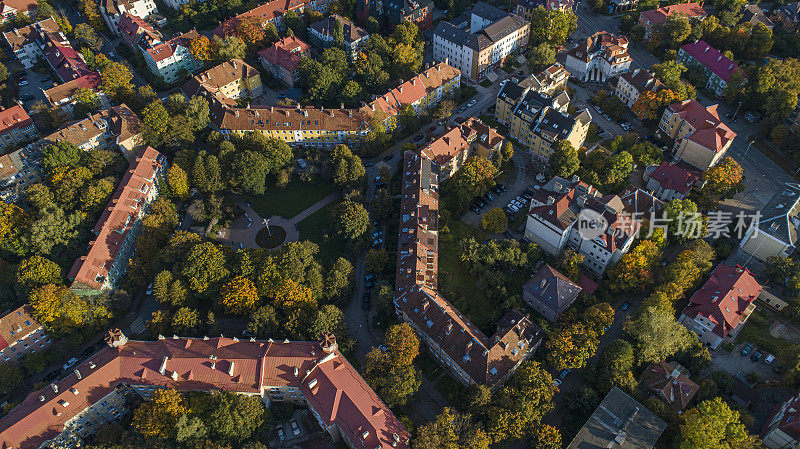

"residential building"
[213, 0, 332, 36]
[67, 147, 165, 295]
[182, 59, 263, 100]
[606, 0, 637, 13]
[614, 68, 663, 109]
[638, 3, 707, 41]
[2, 18, 63, 68]
[495, 76, 591, 164]
[518, 63, 570, 95]
[515, 0, 573, 19]
[0, 105, 38, 151]
[42, 38, 92, 83]
[420, 117, 504, 179]
[678, 264, 761, 349]
[258, 36, 311, 87]
[0, 305, 51, 364]
[0, 331, 410, 449]
[618, 186, 664, 217]
[359, 0, 433, 30]
[308, 14, 369, 60]
[677, 40, 745, 97]
[394, 151, 543, 389]
[772, 2, 800, 30]
[43, 71, 112, 116]
[0, 144, 43, 203]
[741, 4, 773, 29]
[759, 289, 789, 312]
[100, 0, 158, 36]
[118, 13, 202, 83]
[42, 104, 145, 158]
[658, 100, 736, 171]
[644, 161, 699, 200]
[639, 361, 700, 410]
[522, 264, 582, 322]
[740, 183, 800, 261]
[524, 176, 640, 275]
[0, 0, 36, 23]
[565, 31, 632, 83]
[432, 2, 530, 81]
[567, 387, 667, 449]
[763, 390, 800, 449]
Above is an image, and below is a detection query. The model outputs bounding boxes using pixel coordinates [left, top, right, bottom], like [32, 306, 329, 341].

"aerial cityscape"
[0, 0, 798, 447]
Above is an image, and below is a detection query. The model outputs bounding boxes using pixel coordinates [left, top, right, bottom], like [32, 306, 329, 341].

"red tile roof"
[67, 147, 163, 291]
[649, 161, 698, 195]
[639, 361, 699, 410]
[682, 264, 761, 339]
[258, 36, 310, 72]
[0, 0, 37, 16]
[680, 40, 744, 82]
[0, 105, 32, 135]
[0, 306, 43, 353]
[640, 2, 707, 27]
[0, 334, 409, 449]
[43, 71, 102, 106]
[213, 0, 312, 36]
[146, 30, 198, 63]
[668, 100, 736, 153]
[421, 118, 502, 166]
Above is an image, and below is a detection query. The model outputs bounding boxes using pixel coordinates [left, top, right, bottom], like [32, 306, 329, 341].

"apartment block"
[658, 100, 736, 170]
[182, 58, 263, 100]
[0, 105, 38, 151]
[614, 68, 663, 109]
[638, 2, 706, 41]
[740, 183, 800, 261]
[0, 331, 410, 449]
[565, 31, 632, 83]
[308, 14, 370, 60]
[2, 18, 63, 69]
[677, 40, 745, 97]
[67, 147, 165, 295]
[432, 1, 529, 81]
[258, 36, 310, 87]
[420, 117, 504, 179]
[515, 0, 573, 20]
[0, 305, 52, 364]
[100, 0, 158, 36]
[213, 0, 333, 36]
[763, 390, 800, 449]
[1, 0, 37, 23]
[678, 264, 760, 349]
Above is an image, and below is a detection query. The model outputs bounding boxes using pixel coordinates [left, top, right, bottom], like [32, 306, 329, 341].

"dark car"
[365, 280, 374, 289]
[497, 183, 507, 192]
[20, 94, 35, 101]
[740, 343, 753, 356]
[383, 153, 394, 161]
[751, 349, 764, 362]
[413, 134, 425, 143]
[484, 192, 494, 201]
[454, 116, 466, 124]
[620, 301, 631, 310]
[471, 205, 481, 214]
[475, 198, 486, 208]
[504, 231, 514, 239]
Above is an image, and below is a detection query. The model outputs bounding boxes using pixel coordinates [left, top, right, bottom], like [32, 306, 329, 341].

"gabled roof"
[309, 14, 369, 43]
[257, 36, 309, 72]
[648, 161, 697, 195]
[0, 105, 32, 135]
[523, 264, 582, 317]
[619, 69, 663, 94]
[682, 264, 761, 339]
[741, 4, 773, 28]
[420, 118, 502, 166]
[145, 29, 198, 63]
[0, 305, 43, 352]
[639, 361, 699, 410]
[213, 0, 312, 36]
[0, 0, 37, 16]
[619, 187, 664, 215]
[2, 17, 59, 51]
[667, 100, 736, 153]
[757, 183, 800, 246]
[679, 40, 743, 82]
[432, 2, 527, 51]
[640, 2, 707, 27]
[182, 59, 259, 98]
[43, 71, 102, 106]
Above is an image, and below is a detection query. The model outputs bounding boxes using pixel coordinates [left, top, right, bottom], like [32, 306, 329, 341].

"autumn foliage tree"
[450, 156, 498, 208]
[701, 156, 743, 196]
[481, 207, 508, 233]
[632, 89, 679, 120]
[532, 424, 562, 449]
[679, 397, 759, 449]
[29, 284, 110, 334]
[273, 279, 316, 311]
[487, 361, 556, 442]
[189, 36, 213, 61]
[546, 322, 599, 371]
[132, 389, 187, 439]
[606, 229, 666, 293]
[220, 276, 259, 315]
[232, 16, 266, 45]
[364, 323, 421, 407]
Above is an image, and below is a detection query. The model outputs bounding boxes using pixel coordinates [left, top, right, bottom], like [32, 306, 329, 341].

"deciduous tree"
[680, 397, 759, 449]
[546, 322, 598, 370]
[189, 36, 213, 60]
[702, 156, 743, 196]
[625, 305, 695, 364]
[331, 201, 370, 241]
[548, 140, 579, 178]
[132, 389, 187, 439]
[481, 207, 508, 233]
[220, 276, 259, 315]
[365, 248, 389, 273]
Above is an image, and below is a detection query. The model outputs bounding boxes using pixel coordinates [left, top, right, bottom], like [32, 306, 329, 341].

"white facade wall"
[102, 0, 158, 36]
[433, 34, 474, 80]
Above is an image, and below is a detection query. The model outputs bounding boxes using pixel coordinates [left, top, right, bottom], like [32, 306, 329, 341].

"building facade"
[43, 72, 111, 117]
[658, 100, 736, 171]
[565, 31, 632, 83]
[0, 305, 52, 364]
[740, 183, 800, 261]
[213, 0, 333, 36]
[118, 13, 202, 83]
[100, 0, 158, 36]
[182, 58, 263, 100]
[763, 390, 800, 449]
[258, 36, 310, 87]
[677, 40, 745, 97]
[420, 117, 504, 179]
[308, 14, 370, 60]
[432, 1, 530, 81]
[678, 264, 761, 349]
[67, 147, 165, 295]
[2, 18, 63, 69]
[0, 105, 38, 151]
[614, 68, 663, 109]
[638, 2, 706, 41]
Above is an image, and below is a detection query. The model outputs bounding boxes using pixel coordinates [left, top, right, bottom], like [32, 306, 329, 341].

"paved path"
[290, 192, 340, 224]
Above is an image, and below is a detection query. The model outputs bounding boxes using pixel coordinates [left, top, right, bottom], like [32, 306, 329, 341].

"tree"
[26, 183, 54, 210]
[247, 304, 278, 338]
[100, 62, 134, 100]
[0, 62, 8, 85]
[680, 397, 759, 449]
[414, 408, 491, 449]
[0, 363, 24, 393]
[532, 425, 562, 449]
[596, 340, 636, 392]
[548, 140, 580, 178]
[546, 322, 598, 370]
[528, 7, 577, 46]
[558, 249, 583, 283]
[501, 141, 514, 163]
[71, 87, 101, 118]
[702, 156, 743, 196]
[656, 14, 692, 48]
[187, 96, 210, 130]
[331, 144, 365, 187]
[488, 361, 556, 442]
[664, 198, 705, 242]
[432, 99, 456, 121]
[220, 276, 259, 315]
[365, 248, 389, 273]
[625, 305, 695, 364]
[366, 16, 380, 34]
[325, 257, 354, 300]
[450, 156, 499, 206]
[41, 141, 81, 174]
[172, 307, 200, 335]
[363, 346, 421, 407]
[481, 208, 508, 233]
[189, 36, 213, 60]
[745, 22, 773, 59]
[273, 279, 316, 311]
[181, 242, 230, 295]
[528, 43, 556, 72]
[132, 389, 187, 439]
[234, 16, 267, 45]
[15, 255, 61, 298]
[331, 201, 370, 241]
[0, 202, 30, 256]
[29, 284, 109, 334]
[141, 101, 171, 147]
[205, 392, 265, 442]
[384, 323, 420, 367]
[213, 35, 247, 61]
[606, 232, 665, 292]
[632, 89, 679, 120]
[583, 303, 614, 335]
[167, 164, 190, 199]
[74, 23, 102, 51]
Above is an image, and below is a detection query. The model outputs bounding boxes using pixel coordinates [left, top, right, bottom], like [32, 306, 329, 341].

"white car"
[276, 426, 285, 441]
[18, 79, 28, 86]
[467, 99, 477, 107]
[290, 420, 301, 436]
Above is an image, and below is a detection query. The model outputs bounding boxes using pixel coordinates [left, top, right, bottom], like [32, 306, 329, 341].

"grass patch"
[738, 308, 795, 365]
[296, 201, 341, 266]
[247, 179, 336, 219]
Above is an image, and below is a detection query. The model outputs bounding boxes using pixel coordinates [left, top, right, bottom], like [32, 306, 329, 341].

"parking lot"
[16, 68, 56, 108]
[710, 342, 781, 383]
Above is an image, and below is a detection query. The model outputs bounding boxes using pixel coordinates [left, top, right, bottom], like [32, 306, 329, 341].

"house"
[658, 100, 736, 171]
[639, 361, 700, 410]
[100, 0, 158, 36]
[678, 264, 761, 349]
[67, 147, 165, 295]
[43, 71, 112, 116]
[213, 0, 332, 36]
[432, 2, 530, 81]
[762, 390, 800, 449]
[2, 18, 63, 68]
[258, 36, 310, 87]
[638, 3, 707, 41]
[0, 145, 43, 203]
[677, 40, 745, 97]
[0, 305, 51, 364]
[394, 151, 544, 389]
[118, 13, 202, 83]
[740, 4, 773, 29]
[759, 289, 789, 312]
[0, 0, 36, 23]
[518, 63, 570, 96]
[524, 177, 640, 274]
[42, 104, 145, 158]
[420, 117, 504, 179]
[522, 264, 582, 322]
[0, 105, 38, 151]
[772, 2, 800, 30]
[0, 332, 410, 449]
[740, 183, 800, 261]
[182, 59, 263, 101]
[614, 68, 663, 109]
[644, 161, 699, 200]
[359, 0, 433, 30]
[567, 387, 667, 449]
[566, 31, 631, 83]
[308, 14, 370, 60]
[618, 186, 664, 217]
[514, 0, 574, 20]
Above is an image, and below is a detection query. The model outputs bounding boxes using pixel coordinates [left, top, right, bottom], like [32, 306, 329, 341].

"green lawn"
[739, 308, 795, 366]
[296, 201, 342, 267]
[247, 179, 336, 219]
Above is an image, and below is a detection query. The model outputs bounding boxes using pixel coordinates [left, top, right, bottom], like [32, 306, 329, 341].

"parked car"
[372, 238, 383, 247]
[364, 161, 375, 167]
[413, 134, 425, 143]
[276, 426, 285, 441]
[20, 94, 34, 101]
[751, 349, 764, 362]
[553, 378, 562, 387]
[365, 280, 374, 289]
[504, 231, 514, 239]
[471, 205, 481, 214]
[740, 343, 753, 356]
[146, 283, 153, 295]
[18, 79, 28, 86]
[467, 99, 477, 107]
[484, 192, 494, 201]
[559, 369, 571, 379]
[620, 301, 631, 310]
[364, 273, 376, 282]
[764, 354, 776, 365]
[379, 344, 388, 352]
[497, 183, 507, 192]
[383, 153, 394, 161]
[63, 357, 78, 371]
[475, 198, 486, 208]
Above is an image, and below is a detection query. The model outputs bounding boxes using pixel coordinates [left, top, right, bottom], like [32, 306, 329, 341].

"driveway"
[709, 343, 780, 383]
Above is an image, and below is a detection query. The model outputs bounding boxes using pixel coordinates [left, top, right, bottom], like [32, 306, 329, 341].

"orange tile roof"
[668, 100, 736, 153]
[0, 105, 32, 135]
[0, 306, 43, 352]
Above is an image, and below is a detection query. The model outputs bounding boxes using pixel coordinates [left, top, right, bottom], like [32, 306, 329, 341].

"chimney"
[294, 366, 299, 377]
[159, 356, 168, 375]
[51, 383, 59, 393]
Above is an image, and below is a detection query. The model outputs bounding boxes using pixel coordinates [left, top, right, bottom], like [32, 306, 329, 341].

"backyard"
[247, 179, 336, 219]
